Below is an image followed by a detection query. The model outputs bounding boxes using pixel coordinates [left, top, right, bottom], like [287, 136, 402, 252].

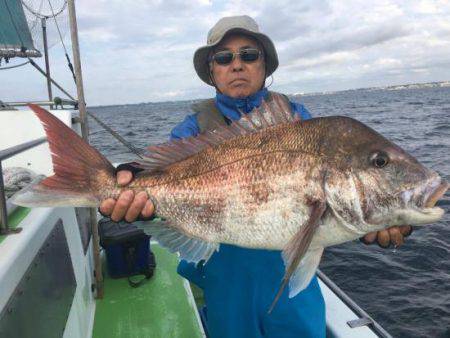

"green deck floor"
[93, 244, 204, 338]
[0, 207, 30, 244]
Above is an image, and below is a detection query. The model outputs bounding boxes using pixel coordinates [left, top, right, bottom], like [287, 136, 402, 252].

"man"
[100, 15, 412, 337]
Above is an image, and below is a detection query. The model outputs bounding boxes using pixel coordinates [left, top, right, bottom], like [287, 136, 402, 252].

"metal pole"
[5, 100, 78, 108]
[0, 138, 47, 235]
[0, 162, 22, 235]
[41, 18, 53, 109]
[67, 0, 103, 298]
[0, 138, 48, 161]
[28, 59, 76, 101]
[0, 162, 8, 233]
[67, 0, 88, 139]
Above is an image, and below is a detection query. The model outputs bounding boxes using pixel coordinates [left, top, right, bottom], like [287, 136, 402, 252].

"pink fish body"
[13, 99, 448, 310]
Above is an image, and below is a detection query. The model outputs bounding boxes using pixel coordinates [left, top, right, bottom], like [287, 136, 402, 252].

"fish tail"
[11, 104, 116, 207]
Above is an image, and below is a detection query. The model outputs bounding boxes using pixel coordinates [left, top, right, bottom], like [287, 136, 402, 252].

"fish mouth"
[397, 176, 448, 225]
[424, 179, 448, 207]
[401, 176, 448, 208]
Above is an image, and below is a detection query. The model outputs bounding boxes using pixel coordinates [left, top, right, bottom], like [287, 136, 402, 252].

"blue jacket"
[171, 88, 326, 338]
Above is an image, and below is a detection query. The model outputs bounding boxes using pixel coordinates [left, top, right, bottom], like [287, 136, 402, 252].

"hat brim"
[193, 28, 279, 86]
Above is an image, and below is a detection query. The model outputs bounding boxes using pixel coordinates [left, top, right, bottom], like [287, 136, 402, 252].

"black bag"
[98, 218, 156, 287]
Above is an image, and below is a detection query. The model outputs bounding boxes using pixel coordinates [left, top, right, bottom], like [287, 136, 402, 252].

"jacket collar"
[215, 88, 269, 121]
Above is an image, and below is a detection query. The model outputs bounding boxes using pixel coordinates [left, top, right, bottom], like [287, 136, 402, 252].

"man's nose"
[231, 54, 243, 71]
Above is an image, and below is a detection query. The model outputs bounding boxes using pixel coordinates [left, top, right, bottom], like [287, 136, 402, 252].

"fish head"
[356, 147, 447, 229]
[321, 117, 447, 231]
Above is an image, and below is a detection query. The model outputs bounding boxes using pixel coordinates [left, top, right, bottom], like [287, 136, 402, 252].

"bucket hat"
[193, 15, 279, 86]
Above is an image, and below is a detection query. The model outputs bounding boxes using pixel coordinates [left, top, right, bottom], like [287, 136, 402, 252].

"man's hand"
[361, 225, 413, 248]
[99, 170, 155, 222]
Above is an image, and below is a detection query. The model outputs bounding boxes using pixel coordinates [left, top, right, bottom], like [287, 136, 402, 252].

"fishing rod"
[85, 109, 145, 159]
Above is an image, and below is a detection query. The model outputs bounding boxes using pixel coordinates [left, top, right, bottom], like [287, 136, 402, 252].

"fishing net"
[0, 0, 68, 68]
[3, 167, 44, 198]
[21, 0, 69, 51]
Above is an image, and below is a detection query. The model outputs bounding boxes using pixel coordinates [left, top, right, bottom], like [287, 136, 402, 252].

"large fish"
[13, 99, 448, 311]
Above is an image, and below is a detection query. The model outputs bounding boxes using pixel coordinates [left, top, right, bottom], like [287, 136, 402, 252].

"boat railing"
[317, 269, 393, 338]
[0, 137, 47, 235]
[1, 98, 78, 109]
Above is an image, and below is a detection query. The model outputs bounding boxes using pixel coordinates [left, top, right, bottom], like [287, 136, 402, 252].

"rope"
[2, 167, 44, 198]
[5, 1, 140, 160]
[46, 0, 76, 83]
[0, 60, 30, 70]
[46, 0, 66, 51]
[28, 58, 76, 100]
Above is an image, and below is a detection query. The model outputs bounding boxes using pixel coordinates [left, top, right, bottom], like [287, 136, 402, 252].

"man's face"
[210, 34, 266, 98]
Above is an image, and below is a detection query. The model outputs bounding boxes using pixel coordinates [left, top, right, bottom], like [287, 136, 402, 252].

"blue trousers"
[178, 244, 326, 338]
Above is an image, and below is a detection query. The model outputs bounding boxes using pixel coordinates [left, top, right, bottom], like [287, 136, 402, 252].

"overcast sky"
[2, 0, 450, 106]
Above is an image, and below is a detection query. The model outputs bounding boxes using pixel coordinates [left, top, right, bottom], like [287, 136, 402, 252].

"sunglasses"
[210, 48, 262, 65]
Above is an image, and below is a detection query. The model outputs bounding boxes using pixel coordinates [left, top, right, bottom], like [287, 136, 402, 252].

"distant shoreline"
[295, 80, 450, 97]
[91, 80, 450, 108]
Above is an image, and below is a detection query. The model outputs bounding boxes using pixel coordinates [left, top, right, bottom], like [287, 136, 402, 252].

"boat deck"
[92, 244, 204, 338]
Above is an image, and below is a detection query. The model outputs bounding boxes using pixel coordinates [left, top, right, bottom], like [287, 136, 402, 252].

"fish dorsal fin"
[138, 93, 299, 171]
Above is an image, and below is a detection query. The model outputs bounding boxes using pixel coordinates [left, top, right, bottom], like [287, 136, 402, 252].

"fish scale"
[146, 149, 314, 245]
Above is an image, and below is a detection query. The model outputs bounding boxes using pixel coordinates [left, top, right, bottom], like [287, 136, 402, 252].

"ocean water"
[89, 86, 450, 338]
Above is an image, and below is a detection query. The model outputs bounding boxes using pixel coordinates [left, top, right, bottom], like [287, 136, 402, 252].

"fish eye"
[370, 151, 389, 168]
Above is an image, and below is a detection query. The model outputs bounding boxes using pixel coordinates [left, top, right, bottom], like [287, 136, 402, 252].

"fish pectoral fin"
[135, 219, 219, 264]
[268, 200, 326, 313]
[287, 247, 324, 298]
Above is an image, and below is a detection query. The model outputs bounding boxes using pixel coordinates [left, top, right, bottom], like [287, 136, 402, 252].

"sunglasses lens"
[212, 48, 261, 65]
[213, 52, 234, 65]
[240, 48, 260, 62]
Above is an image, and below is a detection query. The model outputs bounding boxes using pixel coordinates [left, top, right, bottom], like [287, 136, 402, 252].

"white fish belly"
[311, 216, 365, 249]
[218, 173, 314, 249]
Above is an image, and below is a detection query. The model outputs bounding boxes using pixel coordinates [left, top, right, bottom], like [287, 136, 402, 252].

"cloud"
[2, 0, 450, 105]
[282, 22, 410, 63]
